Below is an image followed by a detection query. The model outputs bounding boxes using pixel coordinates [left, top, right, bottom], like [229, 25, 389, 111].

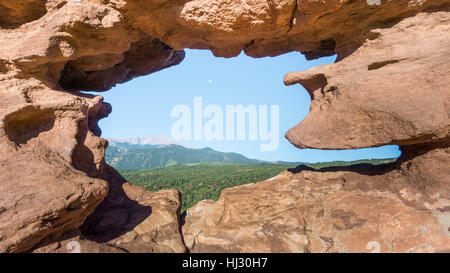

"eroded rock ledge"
[0, 0, 449, 252]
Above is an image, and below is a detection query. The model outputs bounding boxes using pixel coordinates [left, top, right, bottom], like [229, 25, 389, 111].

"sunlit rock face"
[284, 12, 450, 150]
[0, 0, 448, 252]
[183, 143, 450, 253]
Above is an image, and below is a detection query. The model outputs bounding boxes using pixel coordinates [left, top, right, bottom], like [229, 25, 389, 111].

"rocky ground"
[0, 0, 448, 252]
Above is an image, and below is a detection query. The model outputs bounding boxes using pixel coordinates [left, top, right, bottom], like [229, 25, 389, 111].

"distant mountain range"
[106, 137, 270, 169]
[108, 136, 179, 146]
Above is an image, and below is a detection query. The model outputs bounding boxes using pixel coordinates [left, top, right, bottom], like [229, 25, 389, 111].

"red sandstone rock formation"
[284, 12, 450, 150]
[0, 0, 448, 252]
[183, 143, 450, 252]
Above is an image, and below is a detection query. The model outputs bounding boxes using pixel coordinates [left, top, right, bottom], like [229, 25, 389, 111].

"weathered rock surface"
[0, 0, 186, 252]
[0, 0, 185, 91]
[120, 0, 449, 58]
[182, 11, 449, 253]
[80, 166, 187, 253]
[0, 77, 109, 253]
[0, 69, 187, 252]
[32, 229, 126, 253]
[183, 145, 450, 253]
[0, 0, 448, 252]
[284, 12, 450, 150]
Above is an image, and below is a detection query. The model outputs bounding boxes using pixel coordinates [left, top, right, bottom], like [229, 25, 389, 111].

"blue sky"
[96, 49, 400, 163]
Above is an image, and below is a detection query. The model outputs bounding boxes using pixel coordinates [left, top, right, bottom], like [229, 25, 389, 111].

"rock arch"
[0, 0, 448, 252]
